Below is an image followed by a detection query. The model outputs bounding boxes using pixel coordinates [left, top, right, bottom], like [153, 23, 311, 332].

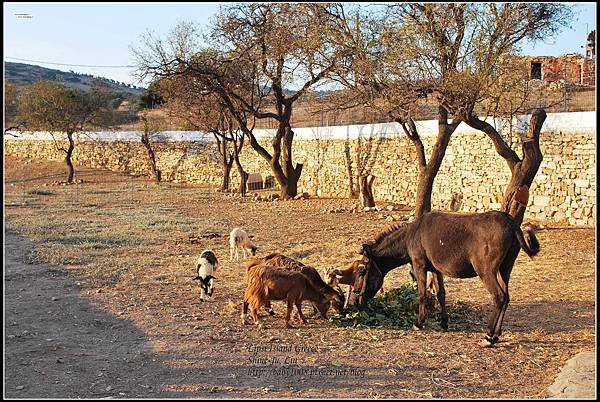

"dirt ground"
[4, 156, 596, 398]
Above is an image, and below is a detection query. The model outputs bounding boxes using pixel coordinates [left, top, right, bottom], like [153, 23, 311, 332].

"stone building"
[527, 53, 595, 86]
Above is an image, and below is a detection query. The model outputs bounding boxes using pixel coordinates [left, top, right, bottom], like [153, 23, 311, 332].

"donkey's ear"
[360, 243, 372, 257]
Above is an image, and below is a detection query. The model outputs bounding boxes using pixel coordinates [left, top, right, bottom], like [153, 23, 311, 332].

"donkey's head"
[345, 243, 384, 307]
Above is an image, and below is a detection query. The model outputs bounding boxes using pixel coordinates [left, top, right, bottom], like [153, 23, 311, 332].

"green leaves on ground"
[330, 282, 473, 329]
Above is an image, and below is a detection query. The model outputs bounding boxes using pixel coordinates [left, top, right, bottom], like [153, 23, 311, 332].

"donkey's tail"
[514, 225, 540, 258]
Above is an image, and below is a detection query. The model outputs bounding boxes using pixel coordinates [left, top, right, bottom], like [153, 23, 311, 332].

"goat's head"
[346, 249, 384, 307]
[250, 246, 257, 256]
[326, 268, 343, 287]
[327, 288, 345, 315]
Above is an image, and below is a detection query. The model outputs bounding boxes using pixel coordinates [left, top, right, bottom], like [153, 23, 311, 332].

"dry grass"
[4, 155, 596, 398]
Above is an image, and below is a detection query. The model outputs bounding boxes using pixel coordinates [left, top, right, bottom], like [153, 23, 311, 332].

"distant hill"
[4, 62, 145, 96]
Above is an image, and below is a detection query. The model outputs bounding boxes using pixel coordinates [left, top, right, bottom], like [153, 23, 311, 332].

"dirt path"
[4, 230, 186, 398]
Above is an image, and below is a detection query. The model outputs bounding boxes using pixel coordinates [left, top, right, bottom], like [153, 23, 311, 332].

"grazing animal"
[258, 253, 345, 316]
[241, 264, 341, 328]
[347, 211, 540, 346]
[229, 227, 257, 261]
[327, 260, 386, 308]
[192, 249, 218, 301]
[408, 267, 437, 295]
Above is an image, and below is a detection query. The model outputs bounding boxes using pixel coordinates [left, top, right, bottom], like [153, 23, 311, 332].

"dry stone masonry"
[4, 113, 595, 227]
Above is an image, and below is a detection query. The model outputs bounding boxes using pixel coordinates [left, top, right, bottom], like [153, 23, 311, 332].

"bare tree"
[331, 3, 572, 220]
[138, 111, 165, 182]
[4, 82, 24, 136]
[17, 81, 114, 183]
[157, 76, 250, 195]
[133, 4, 350, 199]
[329, 4, 461, 216]
[424, 3, 574, 224]
[341, 125, 385, 207]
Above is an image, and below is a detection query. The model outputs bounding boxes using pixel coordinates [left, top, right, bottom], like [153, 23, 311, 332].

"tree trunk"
[344, 139, 358, 198]
[65, 132, 75, 183]
[239, 170, 249, 196]
[358, 174, 376, 207]
[233, 101, 302, 200]
[279, 162, 303, 199]
[279, 120, 302, 199]
[464, 108, 546, 226]
[502, 110, 546, 225]
[232, 134, 248, 197]
[398, 108, 460, 218]
[222, 158, 233, 191]
[413, 168, 436, 217]
[141, 134, 161, 182]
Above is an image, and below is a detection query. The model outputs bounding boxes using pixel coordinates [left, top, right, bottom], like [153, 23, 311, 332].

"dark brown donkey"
[348, 210, 540, 346]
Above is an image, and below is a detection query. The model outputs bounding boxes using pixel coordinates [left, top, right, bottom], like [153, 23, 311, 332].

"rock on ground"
[547, 351, 596, 399]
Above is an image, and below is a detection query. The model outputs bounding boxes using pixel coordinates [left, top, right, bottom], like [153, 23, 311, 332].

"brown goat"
[327, 260, 384, 308]
[258, 252, 345, 316]
[241, 264, 339, 328]
[328, 260, 435, 308]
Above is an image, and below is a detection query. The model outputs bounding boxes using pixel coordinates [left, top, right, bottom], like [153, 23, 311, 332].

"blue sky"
[4, 2, 597, 87]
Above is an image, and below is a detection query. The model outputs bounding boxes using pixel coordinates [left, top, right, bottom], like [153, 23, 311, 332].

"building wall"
[4, 113, 596, 227]
[582, 58, 596, 86]
[528, 54, 596, 86]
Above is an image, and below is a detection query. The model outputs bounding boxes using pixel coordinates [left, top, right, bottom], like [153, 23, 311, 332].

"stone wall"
[4, 124, 595, 226]
[4, 112, 596, 226]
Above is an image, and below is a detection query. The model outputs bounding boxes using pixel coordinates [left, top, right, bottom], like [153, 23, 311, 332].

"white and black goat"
[229, 227, 257, 261]
[192, 249, 218, 301]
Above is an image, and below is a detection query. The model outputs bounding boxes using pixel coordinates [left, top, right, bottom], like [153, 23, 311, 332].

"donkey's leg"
[480, 271, 508, 346]
[432, 272, 448, 330]
[494, 283, 510, 339]
[412, 258, 429, 330]
[494, 250, 518, 338]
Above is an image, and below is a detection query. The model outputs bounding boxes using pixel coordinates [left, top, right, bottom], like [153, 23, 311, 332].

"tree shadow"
[423, 299, 595, 336]
[4, 230, 189, 398]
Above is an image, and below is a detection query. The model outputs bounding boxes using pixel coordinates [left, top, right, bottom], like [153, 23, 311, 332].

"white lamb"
[193, 249, 218, 301]
[229, 227, 257, 261]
